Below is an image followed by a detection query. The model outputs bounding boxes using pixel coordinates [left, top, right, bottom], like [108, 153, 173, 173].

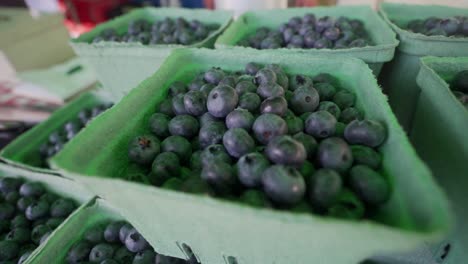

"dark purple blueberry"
[198, 121, 226, 149]
[49, 198, 75, 217]
[89, 243, 116, 263]
[260, 96, 288, 117]
[150, 152, 181, 186]
[245, 62, 261, 76]
[200, 144, 232, 166]
[265, 135, 306, 167]
[128, 135, 160, 165]
[293, 132, 317, 159]
[104, 221, 125, 243]
[169, 81, 187, 96]
[323, 27, 341, 41]
[305, 111, 336, 138]
[339, 107, 362, 124]
[184, 90, 207, 116]
[219, 76, 237, 87]
[255, 69, 277, 85]
[168, 115, 199, 139]
[313, 38, 332, 49]
[262, 165, 305, 206]
[199, 83, 215, 97]
[257, 83, 285, 99]
[199, 112, 219, 127]
[172, 94, 188, 115]
[344, 119, 386, 147]
[156, 98, 175, 117]
[236, 152, 270, 188]
[302, 13, 316, 24]
[225, 109, 255, 131]
[238, 92, 261, 113]
[290, 87, 320, 115]
[67, 241, 92, 263]
[349, 165, 390, 206]
[207, 85, 239, 118]
[204, 68, 225, 85]
[125, 228, 149, 253]
[318, 101, 341, 119]
[314, 82, 336, 101]
[316, 16, 334, 33]
[149, 113, 170, 138]
[201, 162, 237, 195]
[161, 136, 192, 162]
[317, 137, 353, 172]
[252, 114, 288, 144]
[235, 80, 257, 95]
[304, 31, 320, 48]
[285, 115, 304, 135]
[289, 74, 313, 90]
[25, 201, 49, 221]
[333, 90, 355, 109]
[223, 128, 256, 158]
[308, 169, 343, 209]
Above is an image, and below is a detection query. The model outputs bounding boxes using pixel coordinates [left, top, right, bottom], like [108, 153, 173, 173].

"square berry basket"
[70, 7, 233, 102]
[50, 48, 451, 264]
[215, 5, 398, 76]
[0, 92, 110, 174]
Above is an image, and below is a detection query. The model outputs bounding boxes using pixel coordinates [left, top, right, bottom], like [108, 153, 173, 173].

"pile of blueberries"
[0, 177, 77, 262]
[39, 103, 112, 166]
[67, 220, 196, 264]
[450, 70, 468, 108]
[406, 16, 468, 37]
[237, 14, 372, 50]
[128, 62, 390, 219]
[92, 17, 220, 45]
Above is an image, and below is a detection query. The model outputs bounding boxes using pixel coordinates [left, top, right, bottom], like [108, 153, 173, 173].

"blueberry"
[156, 98, 174, 117]
[114, 246, 135, 263]
[90, 243, 116, 263]
[308, 169, 342, 209]
[168, 115, 199, 139]
[125, 228, 149, 253]
[183, 91, 207, 116]
[50, 198, 75, 217]
[25, 201, 49, 221]
[201, 162, 237, 195]
[4, 191, 19, 204]
[19, 182, 45, 197]
[317, 137, 353, 172]
[10, 215, 29, 229]
[207, 85, 239, 118]
[262, 165, 305, 206]
[316, 16, 334, 33]
[190, 151, 203, 171]
[180, 175, 212, 195]
[252, 114, 288, 144]
[18, 250, 33, 264]
[0, 178, 22, 194]
[290, 87, 320, 114]
[5, 227, 30, 244]
[133, 249, 156, 264]
[349, 165, 390, 206]
[32, 218, 47, 228]
[162, 178, 184, 191]
[0, 241, 19, 261]
[344, 119, 386, 147]
[288, 16, 302, 27]
[198, 121, 226, 148]
[16, 197, 35, 213]
[261, 37, 282, 49]
[178, 30, 195, 45]
[235, 80, 257, 96]
[199, 83, 215, 97]
[303, 13, 316, 24]
[225, 109, 255, 131]
[255, 69, 277, 85]
[198, 112, 218, 127]
[327, 189, 365, 219]
[31, 224, 51, 244]
[245, 62, 261, 76]
[351, 145, 381, 169]
[314, 82, 336, 101]
[265, 64, 289, 90]
[304, 31, 320, 48]
[236, 153, 270, 188]
[318, 101, 341, 119]
[67, 241, 92, 263]
[128, 135, 160, 165]
[168, 82, 187, 97]
[172, 94, 188, 115]
[39, 192, 58, 204]
[285, 115, 304, 135]
[200, 144, 231, 166]
[257, 83, 285, 99]
[204, 68, 225, 85]
[219, 76, 237, 87]
[84, 224, 105, 244]
[304, 111, 336, 138]
[440, 18, 460, 36]
[334, 122, 346, 138]
[323, 27, 341, 41]
[149, 113, 170, 138]
[260, 96, 288, 117]
[289, 74, 313, 90]
[104, 221, 125, 243]
[339, 107, 362, 124]
[240, 189, 270, 208]
[223, 128, 256, 158]
[188, 79, 205, 91]
[46, 217, 64, 229]
[293, 132, 317, 159]
[150, 152, 181, 186]
[283, 27, 295, 43]
[333, 38, 349, 49]
[265, 135, 306, 168]
[161, 136, 192, 162]
[313, 38, 332, 49]
[289, 35, 304, 48]
[298, 24, 314, 36]
[237, 74, 254, 83]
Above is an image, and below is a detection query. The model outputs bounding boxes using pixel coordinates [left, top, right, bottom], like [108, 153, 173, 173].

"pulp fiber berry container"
[51, 48, 451, 264]
[0, 92, 110, 174]
[411, 56, 468, 263]
[70, 7, 233, 102]
[0, 162, 94, 263]
[378, 3, 468, 132]
[215, 5, 398, 76]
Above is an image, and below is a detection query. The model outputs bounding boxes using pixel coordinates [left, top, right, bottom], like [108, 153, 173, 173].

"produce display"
[405, 16, 468, 37]
[39, 103, 112, 167]
[0, 177, 77, 262]
[92, 17, 220, 45]
[67, 220, 197, 264]
[236, 14, 373, 50]
[127, 62, 391, 220]
[450, 70, 468, 108]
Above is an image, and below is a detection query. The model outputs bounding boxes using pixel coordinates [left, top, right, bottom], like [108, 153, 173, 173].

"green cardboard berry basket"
[378, 3, 468, 132]
[0, 91, 109, 174]
[51, 48, 451, 264]
[410, 56, 468, 263]
[0, 162, 94, 264]
[70, 7, 233, 102]
[215, 5, 398, 76]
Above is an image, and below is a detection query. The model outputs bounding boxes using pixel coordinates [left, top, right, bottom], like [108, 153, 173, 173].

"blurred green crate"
[215, 5, 398, 76]
[379, 3, 468, 132]
[51, 48, 451, 264]
[71, 7, 232, 102]
[0, 92, 108, 174]
[411, 56, 468, 263]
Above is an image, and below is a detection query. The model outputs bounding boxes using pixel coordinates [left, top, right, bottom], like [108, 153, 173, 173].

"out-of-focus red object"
[294, 0, 318, 6]
[58, 0, 129, 36]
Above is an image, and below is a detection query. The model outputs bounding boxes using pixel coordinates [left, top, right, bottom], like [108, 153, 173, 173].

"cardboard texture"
[51, 48, 451, 264]
[378, 3, 468, 132]
[215, 5, 398, 76]
[70, 7, 233, 102]
[0, 91, 108, 174]
[411, 56, 468, 263]
[0, 162, 94, 263]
